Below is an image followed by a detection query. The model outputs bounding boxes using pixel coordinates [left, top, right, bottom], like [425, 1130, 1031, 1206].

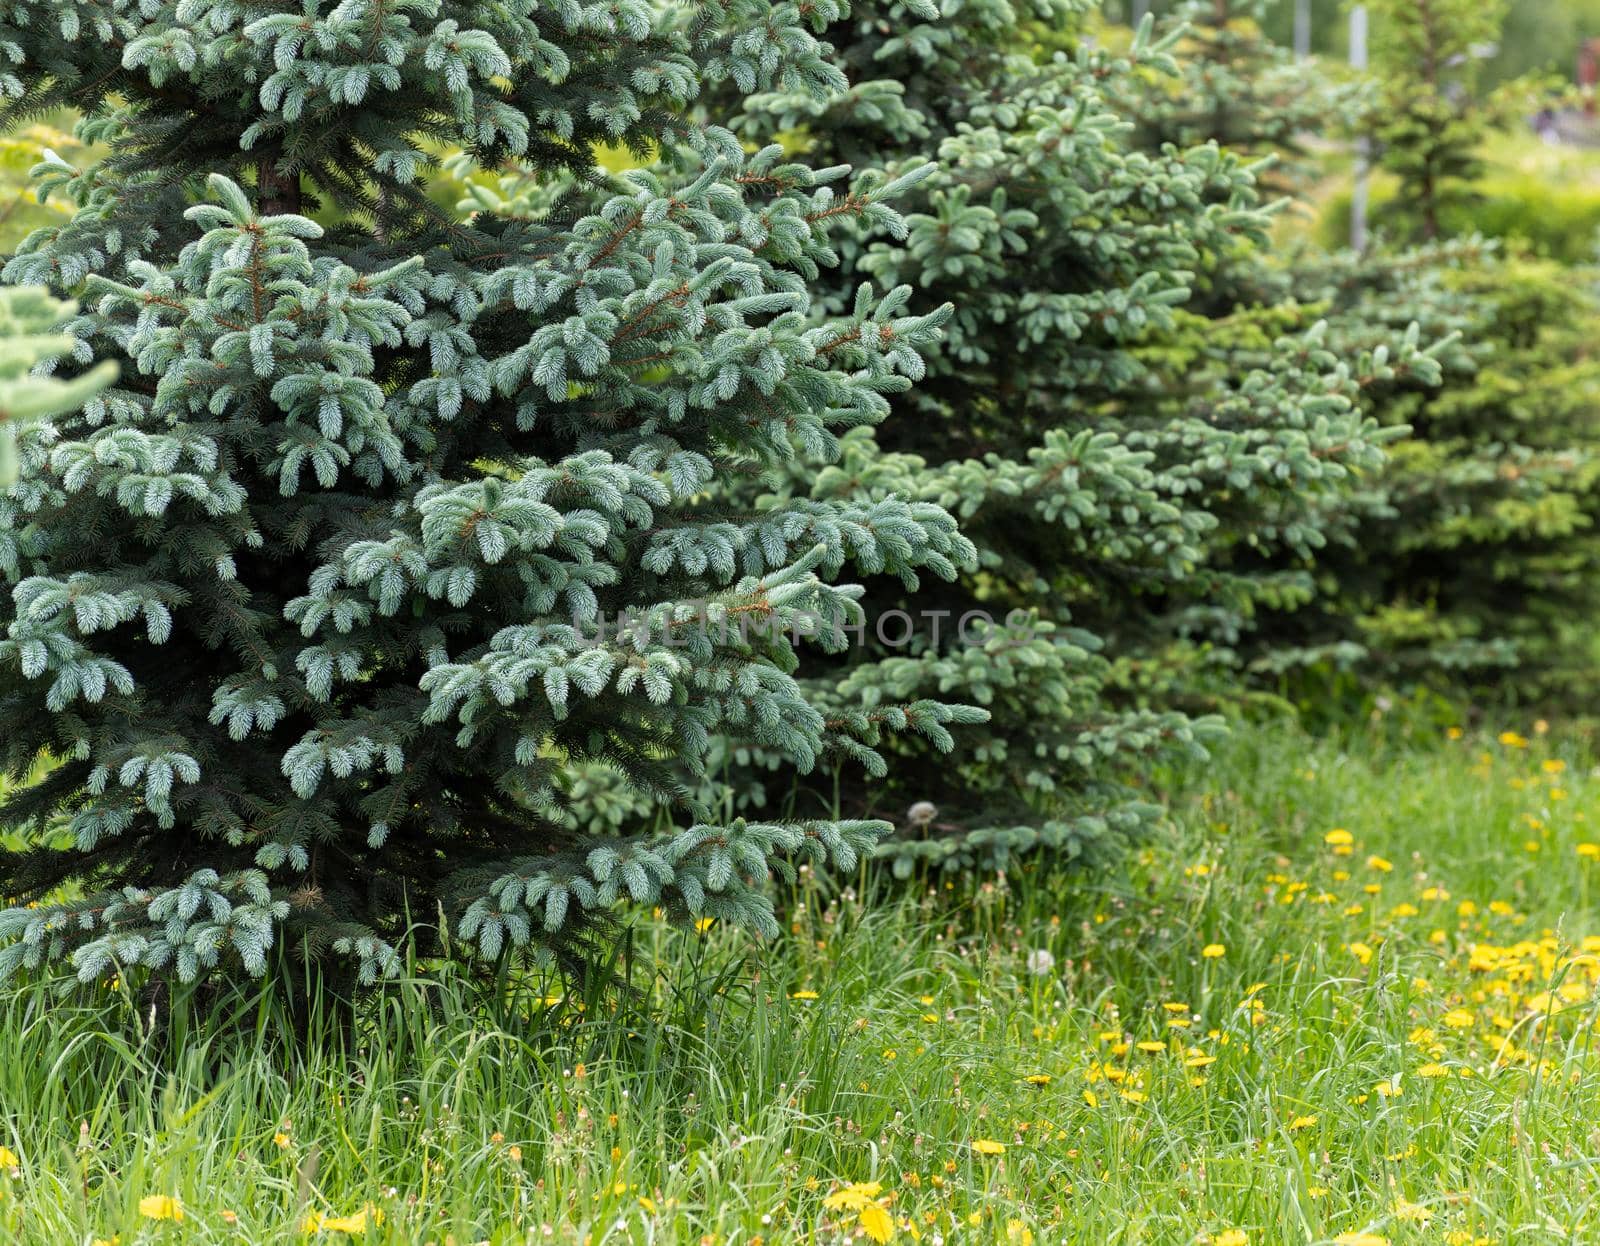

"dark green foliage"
[0, 0, 977, 984]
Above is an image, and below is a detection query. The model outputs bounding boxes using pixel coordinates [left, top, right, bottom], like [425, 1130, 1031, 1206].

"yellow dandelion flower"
[1324, 828, 1354, 847]
[1366, 855, 1393, 873]
[1288, 1115, 1318, 1131]
[1006, 1220, 1034, 1245]
[1442, 1009, 1474, 1029]
[1216, 1232, 1249, 1246]
[971, 1139, 1006, 1156]
[138, 1195, 184, 1223]
[1022, 1074, 1051, 1085]
[790, 990, 819, 1000]
[1201, 943, 1226, 959]
[823, 1181, 882, 1211]
[0, 1146, 17, 1170]
[302, 1203, 383, 1235]
[1135, 1040, 1167, 1053]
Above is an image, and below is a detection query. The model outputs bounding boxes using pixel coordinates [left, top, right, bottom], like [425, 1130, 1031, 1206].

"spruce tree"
[1243, 247, 1600, 705]
[1149, 0, 1600, 708]
[0, 0, 977, 984]
[1363, 0, 1515, 242]
[679, 0, 1439, 875]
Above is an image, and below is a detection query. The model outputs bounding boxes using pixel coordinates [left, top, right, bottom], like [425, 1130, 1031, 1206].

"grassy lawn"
[2, 720, 1599, 1244]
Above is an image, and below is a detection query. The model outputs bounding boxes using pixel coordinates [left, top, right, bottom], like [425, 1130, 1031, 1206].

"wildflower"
[1324, 828, 1354, 848]
[1393, 1200, 1432, 1223]
[1082, 1090, 1099, 1108]
[1334, 1235, 1389, 1246]
[790, 990, 819, 1000]
[0, 1146, 17, 1171]
[1216, 1232, 1248, 1246]
[1288, 1115, 1318, 1131]
[1366, 855, 1393, 873]
[303, 1203, 384, 1235]
[823, 1181, 894, 1243]
[1416, 1063, 1449, 1078]
[1442, 1009, 1474, 1029]
[1135, 1041, 1167, 1053]
[640, 1196, 658, 1215]
[1350, 942, 1374, 966]
[1022, 1074, 1051, 1086]
[693, 917, 715, 933]
[1026, 948, 1056, 976]
[1578, 844, 1600, 860]
[970, 1139, 1006, 1156]
[1201, 943, 1226, 959]
[1006, 1220, 1034, 1245]
[138, 1195, 184, 1222]
[1498, 731, 1528, 748]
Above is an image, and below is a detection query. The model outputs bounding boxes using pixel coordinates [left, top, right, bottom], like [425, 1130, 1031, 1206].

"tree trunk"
[257, 157, 302, 216]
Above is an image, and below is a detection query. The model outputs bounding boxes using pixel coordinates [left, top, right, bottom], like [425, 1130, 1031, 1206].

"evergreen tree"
[0, 0, 977, 985]
[681, 0, 1439, 875]
[1242, 247, 1600, 706]
[0, 287, 115, 485]
[1363, 0, 1516, 242]
[1148, 0, 1600, 709]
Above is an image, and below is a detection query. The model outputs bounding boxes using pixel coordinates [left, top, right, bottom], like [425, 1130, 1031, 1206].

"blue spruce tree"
[0, 0, 976, 984]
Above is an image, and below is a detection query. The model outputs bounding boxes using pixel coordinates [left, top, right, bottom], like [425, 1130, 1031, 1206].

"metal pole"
[1294, 0, 1312, 58]
[1350, 4, 1370, 251]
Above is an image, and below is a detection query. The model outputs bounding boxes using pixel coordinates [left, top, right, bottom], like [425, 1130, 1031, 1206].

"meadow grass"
[2, 719, 1600, 1244]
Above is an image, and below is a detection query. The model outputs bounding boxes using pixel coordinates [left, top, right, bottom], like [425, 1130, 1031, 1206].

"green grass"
[3, 720, 1600, 1244]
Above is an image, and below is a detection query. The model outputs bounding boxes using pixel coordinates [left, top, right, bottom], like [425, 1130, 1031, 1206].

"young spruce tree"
[690, 0, 1439, 876]
[0, 0, 978, 984]
[1141, 0, 1600, 709]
